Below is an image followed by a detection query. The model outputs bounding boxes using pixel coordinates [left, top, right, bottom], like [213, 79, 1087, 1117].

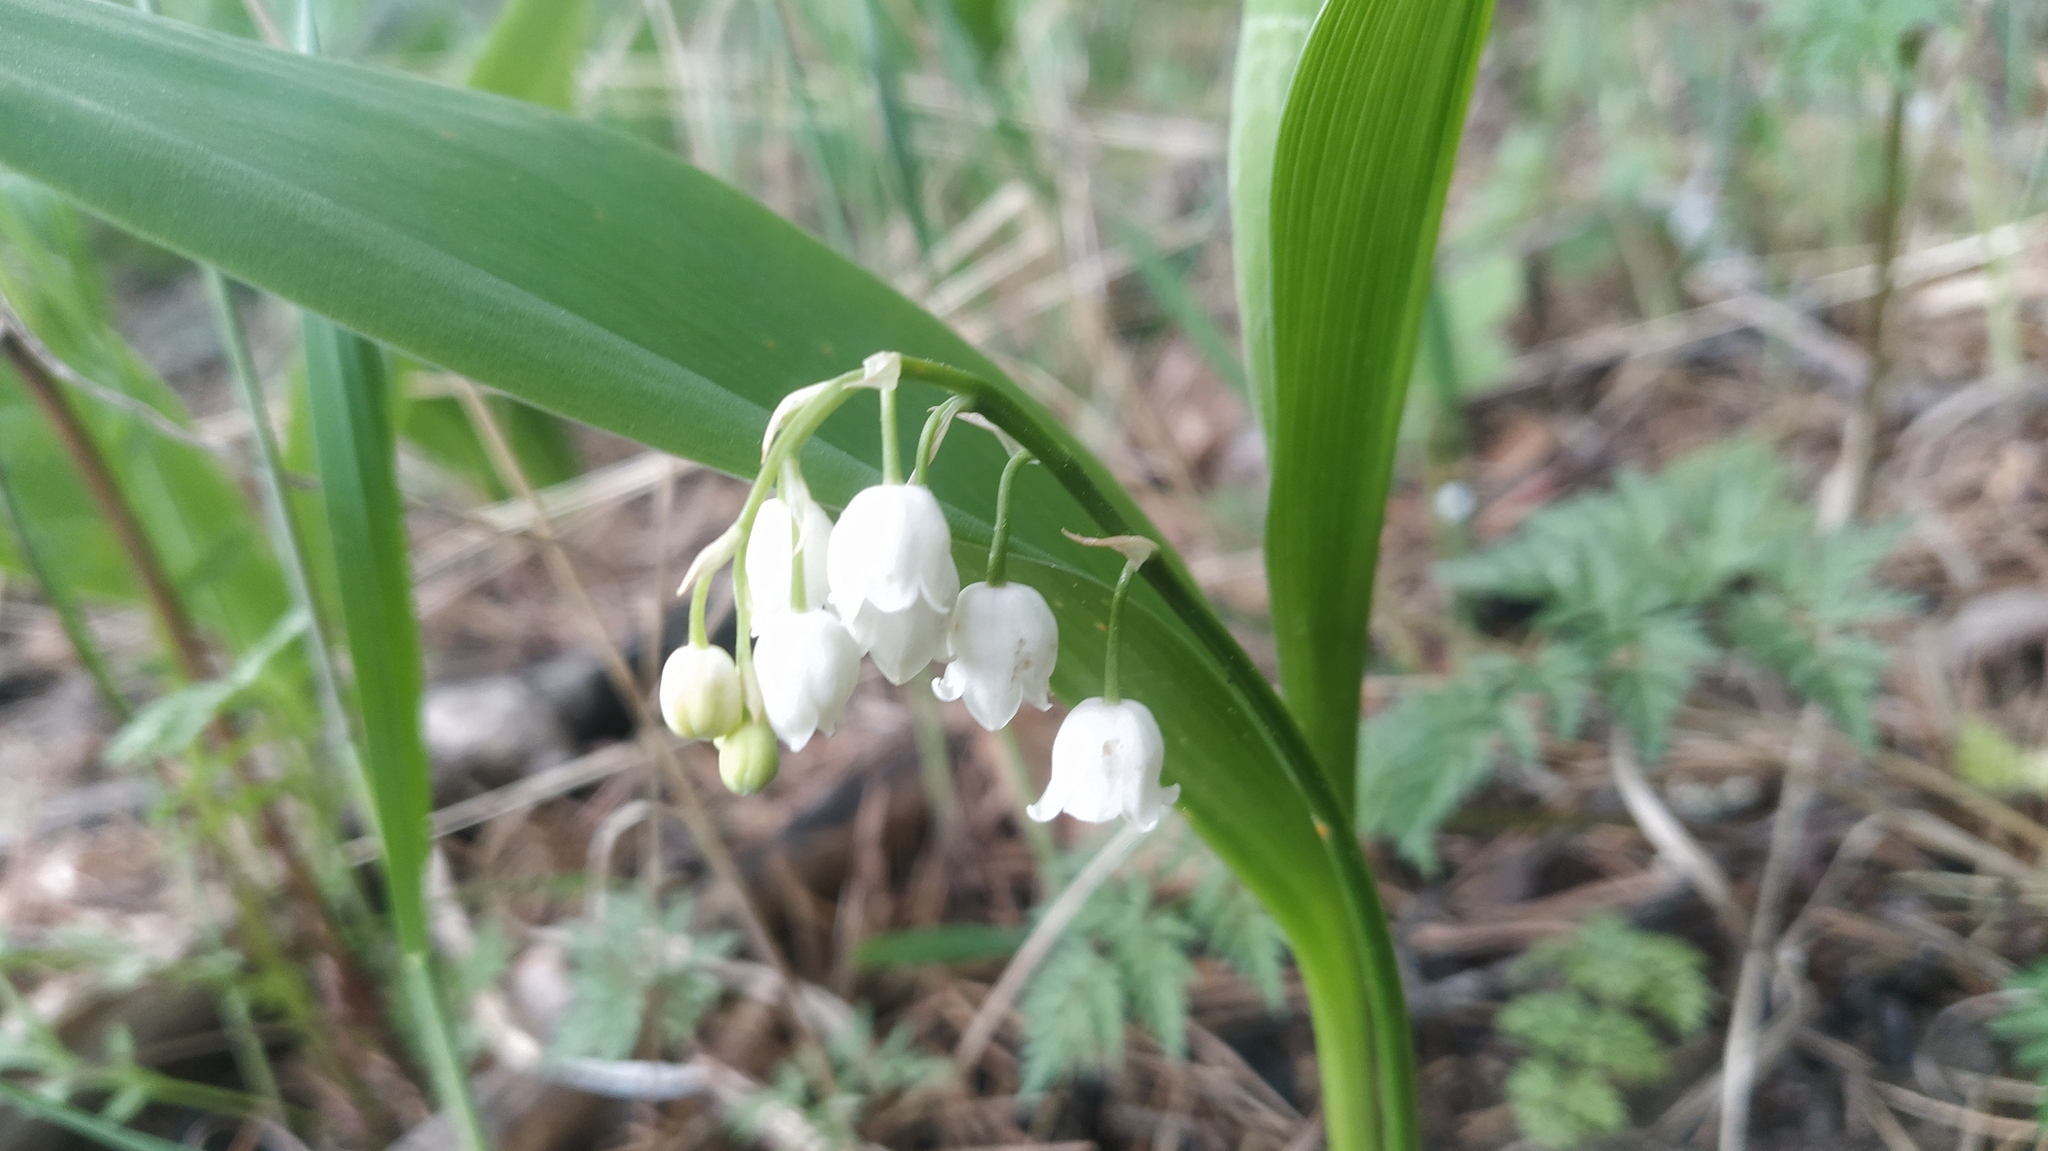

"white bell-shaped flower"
[746, 496, 833, 633]
[752, 609, 860, 750]
[933, 581, 1057, 731]
[1027, 698, 1178, 830]
[658, 644, 744, 740]
[826, 483, 959, 684]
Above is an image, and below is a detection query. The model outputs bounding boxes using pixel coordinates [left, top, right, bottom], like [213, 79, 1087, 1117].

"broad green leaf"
[0, 5, 1405, 1146]
[393, 0, 594, 497]
[441, 0, 592, 491]
[0, 177, 289, 653]
[1263, 0, 1494, 808]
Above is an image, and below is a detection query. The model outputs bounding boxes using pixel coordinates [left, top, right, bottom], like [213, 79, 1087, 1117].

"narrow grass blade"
[0, 443, 128, 715]
[0, 178, 287, 650]
[468, 0, 593, 110]
[0, 1081, 187, 1151]
[1111, 214, 1249, 401]
[302, 315, 485, 1150]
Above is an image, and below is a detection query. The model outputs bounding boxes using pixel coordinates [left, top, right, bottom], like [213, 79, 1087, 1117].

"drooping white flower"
[752, 609, 861, 750]
[658, 644, 744, 740]
[746, 496, 833, 633]
[826, 483, 959, 684]
[1027, 698, 1177, 830]
[934, 581, 1057, 731]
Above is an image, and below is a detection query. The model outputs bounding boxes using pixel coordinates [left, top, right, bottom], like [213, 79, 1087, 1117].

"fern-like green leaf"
[1993, 961, 2048, 1119]
[1506, 1057, 1631, 1149]
[1020, 935, 1127, 1093]
[1188, 867, 1290, 1010]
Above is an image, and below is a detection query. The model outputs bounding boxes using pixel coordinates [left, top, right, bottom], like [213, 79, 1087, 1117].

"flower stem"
[731, 368, 867, 697]
[985, 449, 1033, 586]
[688, 572, 712, 649]
[879, 377, 902, 484]
[1102, 558, 1142, 704]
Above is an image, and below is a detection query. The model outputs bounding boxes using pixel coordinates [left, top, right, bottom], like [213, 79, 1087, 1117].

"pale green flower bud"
[659, 644, 743, 740]
[716, 721, 780, 795]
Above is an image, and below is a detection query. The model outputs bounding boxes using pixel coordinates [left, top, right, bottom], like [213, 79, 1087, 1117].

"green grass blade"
[0, 1081, 187, 1151]
[467, 0, 592, 111]
[0, 441, 128, 716]
[1111, 215, 1249, 402]
[0, 178, 288, 652]
[301, 315, 485, 1150]
[1263, 0, 1495, 814]
[854, 923, 1029, 969]
[1228, 0, 1321, 437]
[300, 320, 427, 944]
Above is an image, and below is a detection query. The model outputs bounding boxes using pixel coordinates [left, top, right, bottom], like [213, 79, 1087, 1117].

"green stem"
[897, 356, 1412, 1151]
[878, 378, 902, 484]
[781, 469, 810, 614]
[688, 571, 712, 648]
[731, 368, 867, 689]
[984, 449, 1032, 586]
[398, 951, 487, 1150]
[1102, 559, 1141, 704]
[205, 270, 363, 800]
[993, 727, 1058, 867]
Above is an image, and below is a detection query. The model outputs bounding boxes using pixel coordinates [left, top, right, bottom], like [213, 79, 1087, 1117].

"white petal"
[826, 484, 957, 617]
[854, 598, 951, 685]
[748, 499, 834, 633]
[932, 663, 968, 704]
[754, 611, 860, 750]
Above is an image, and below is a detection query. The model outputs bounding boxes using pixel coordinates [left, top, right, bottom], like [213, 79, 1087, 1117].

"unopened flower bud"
[715, 721, 780, 795]
[659, 644, 743, 740]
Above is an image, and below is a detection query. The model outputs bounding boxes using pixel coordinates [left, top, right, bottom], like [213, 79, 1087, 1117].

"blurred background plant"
[11, 0, 2048, 1147]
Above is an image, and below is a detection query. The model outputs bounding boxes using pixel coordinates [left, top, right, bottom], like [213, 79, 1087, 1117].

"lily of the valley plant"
[659, 353, 1173, 831]
[0, 0, 1493, 1147]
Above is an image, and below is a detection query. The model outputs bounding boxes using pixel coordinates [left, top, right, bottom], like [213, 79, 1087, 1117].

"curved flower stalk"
[934, 441, 1058, 731]
[1024, 533, 1177, 829]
